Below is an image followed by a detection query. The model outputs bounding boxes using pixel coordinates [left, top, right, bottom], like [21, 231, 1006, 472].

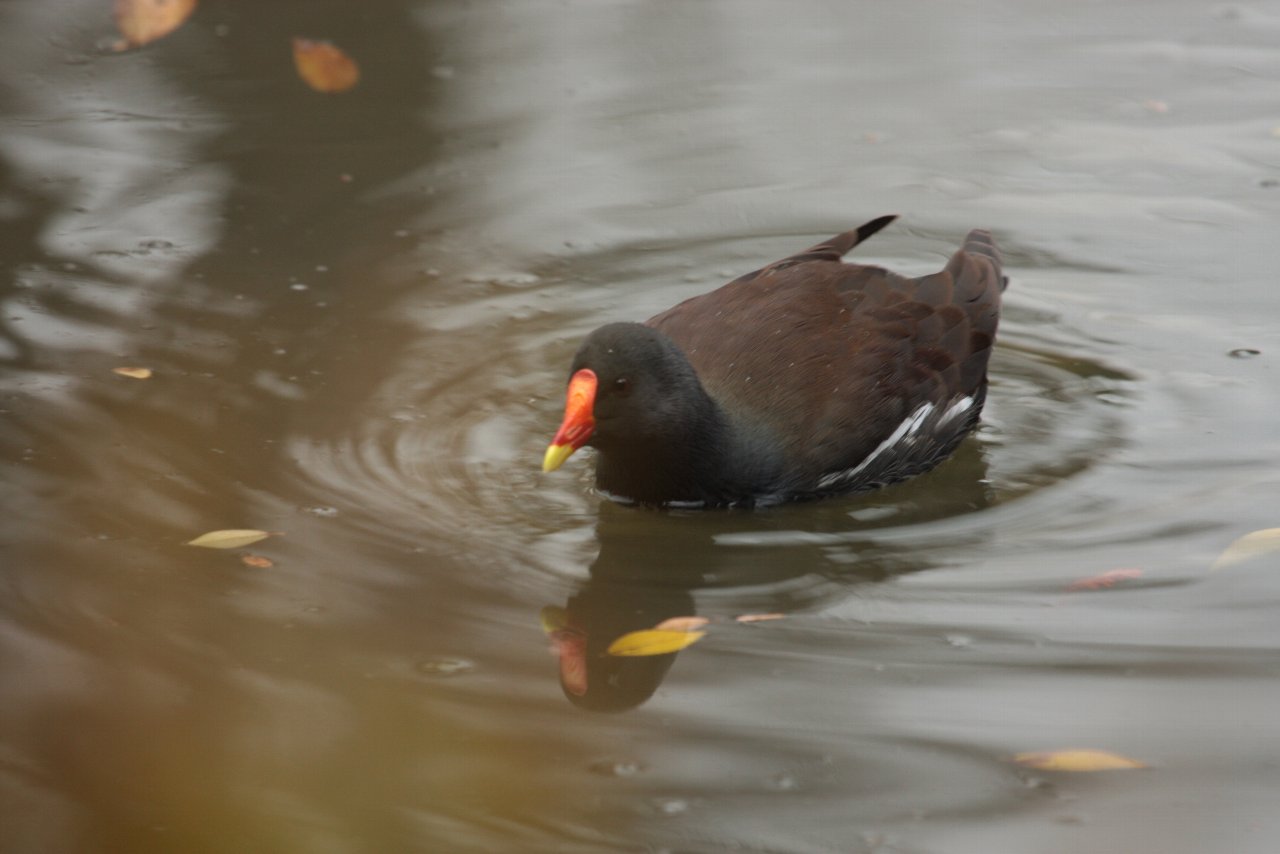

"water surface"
[3, 1, 1280, 852]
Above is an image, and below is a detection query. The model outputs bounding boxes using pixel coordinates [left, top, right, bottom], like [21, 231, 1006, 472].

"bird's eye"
[614, 377, 632, 395]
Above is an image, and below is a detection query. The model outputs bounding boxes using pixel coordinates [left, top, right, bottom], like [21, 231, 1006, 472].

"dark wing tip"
[855, 214, 898, 245]
[795, 214, 899, 263]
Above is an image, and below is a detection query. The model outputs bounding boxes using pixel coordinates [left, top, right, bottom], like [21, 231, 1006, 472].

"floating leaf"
[292, 38, 360, 93]
[654, 616, 710, 632]
[1066, 568, 1143, 591]
[186, 529, 270, 549]
[112, 366, 153, 379]
[607, 629, 705, 657]
[1211, 528, 1280, 571]
[239, 554, 274, 568]
[735, 612, 786, 623]
[114, 0, 197, 50]
[1013, 749, 1147, 772]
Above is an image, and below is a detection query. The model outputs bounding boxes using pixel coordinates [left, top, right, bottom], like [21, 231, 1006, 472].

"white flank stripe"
[817, 402, 935, 489]
[937, 395, 974, 427]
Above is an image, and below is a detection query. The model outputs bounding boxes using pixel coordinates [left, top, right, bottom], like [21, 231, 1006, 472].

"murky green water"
[3, 1, 1280, 852]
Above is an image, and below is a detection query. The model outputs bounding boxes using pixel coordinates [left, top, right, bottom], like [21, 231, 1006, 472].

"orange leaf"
[112, 366, 153, 379]
[239, 554, 274, 568]
[607, 629, 705, 657]
[1066, 568, 1142, 591]
[654, 616, 710, 632]
[114, 0, 197, 50]
[1013, 749, 1146, 772]
[292, 38, 360, 94]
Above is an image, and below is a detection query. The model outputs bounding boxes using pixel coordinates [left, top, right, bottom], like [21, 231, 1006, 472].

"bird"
[542, 215, 1005, 507]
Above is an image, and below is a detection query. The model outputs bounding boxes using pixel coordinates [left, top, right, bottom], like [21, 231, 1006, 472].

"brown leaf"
[734, 612, 786, 623]
[292, 38, 360, 94]
[1066, 568, 1143, 591]
[112, 366, 153, 379]
[654, 616, 710, 632]
[186, 529, 270, 549]
[1013, 749, 1147, 772]
[1211, 528, 1280, 571]
[114, 0, 197, 50]
[239, 554, 274, 568]
[607, 629, 705, 657]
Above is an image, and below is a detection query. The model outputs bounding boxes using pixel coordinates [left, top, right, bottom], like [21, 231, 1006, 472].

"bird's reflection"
[544, 441, 996, 712]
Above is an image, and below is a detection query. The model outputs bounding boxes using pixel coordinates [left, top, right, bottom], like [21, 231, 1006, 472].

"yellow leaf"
[112, 366, 153, 379]
[539, 606, 569, 634]
[292, 38, 360, 94]
[654, 616, 710, 632]
[1013, 749, 1146, 772]
[186, 529, 270, 549]
[239, 554, 274, 568]
[1211, 528, 1280, 571]
[114, 0, 197, 50]
[607, 629, 705, 657]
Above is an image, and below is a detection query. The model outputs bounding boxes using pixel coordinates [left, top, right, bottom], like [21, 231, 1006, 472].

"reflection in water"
[544, 444, 998, 713]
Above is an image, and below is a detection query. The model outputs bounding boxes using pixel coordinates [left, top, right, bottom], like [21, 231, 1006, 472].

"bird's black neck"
[594, 394, 781, 507]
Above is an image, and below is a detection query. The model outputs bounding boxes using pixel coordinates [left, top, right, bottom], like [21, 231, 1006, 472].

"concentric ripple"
[285, 242, 1135, 591]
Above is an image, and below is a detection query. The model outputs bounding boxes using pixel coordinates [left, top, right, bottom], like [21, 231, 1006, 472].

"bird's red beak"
[543, 369, 597, 472]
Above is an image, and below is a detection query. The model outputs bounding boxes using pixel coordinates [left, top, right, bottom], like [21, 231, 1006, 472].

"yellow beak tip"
[542, 443, 575, 473]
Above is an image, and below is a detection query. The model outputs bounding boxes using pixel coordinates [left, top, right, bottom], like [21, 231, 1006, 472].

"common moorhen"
[543, 216, 1005, 507]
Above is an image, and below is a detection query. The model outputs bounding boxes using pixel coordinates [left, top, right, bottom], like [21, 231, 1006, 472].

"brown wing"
[647, 221, 1004, 491]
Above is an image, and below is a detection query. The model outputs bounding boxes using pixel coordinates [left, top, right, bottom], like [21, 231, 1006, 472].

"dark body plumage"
[554, 216, 1006, 507]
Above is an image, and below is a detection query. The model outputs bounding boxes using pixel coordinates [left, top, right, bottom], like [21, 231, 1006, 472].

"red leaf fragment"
[734, 612, 786, 623]
[654, 616, 711, 632]
[1066, 568, 1143, 592]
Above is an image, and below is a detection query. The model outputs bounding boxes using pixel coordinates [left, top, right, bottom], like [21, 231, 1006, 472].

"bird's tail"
[961, 229, 1007, 291]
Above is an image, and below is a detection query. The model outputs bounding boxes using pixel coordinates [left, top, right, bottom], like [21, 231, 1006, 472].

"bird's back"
[646, 223, 1004, 496]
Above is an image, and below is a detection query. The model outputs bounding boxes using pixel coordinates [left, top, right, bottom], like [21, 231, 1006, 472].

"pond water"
[3, 1, 1280, 852]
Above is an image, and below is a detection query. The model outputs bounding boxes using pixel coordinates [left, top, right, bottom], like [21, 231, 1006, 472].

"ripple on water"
[286, 239, 1136, 595]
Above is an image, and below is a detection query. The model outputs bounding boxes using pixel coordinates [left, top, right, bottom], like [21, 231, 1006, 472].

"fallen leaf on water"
[735, 612, 786, 623]
[292, 38, 360, 93]
[239, 554, 274, 568]
[186, 529, 270, 549]
[1013, 749, 1146, 772]
[112, 366, 153, 379]
[654, 616, 711, 632]
[1066, 568, 1143, 591]
[607, 629, 705, 657]
[114, 0, 197, 50]
[1211, 528, 1280, 571]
